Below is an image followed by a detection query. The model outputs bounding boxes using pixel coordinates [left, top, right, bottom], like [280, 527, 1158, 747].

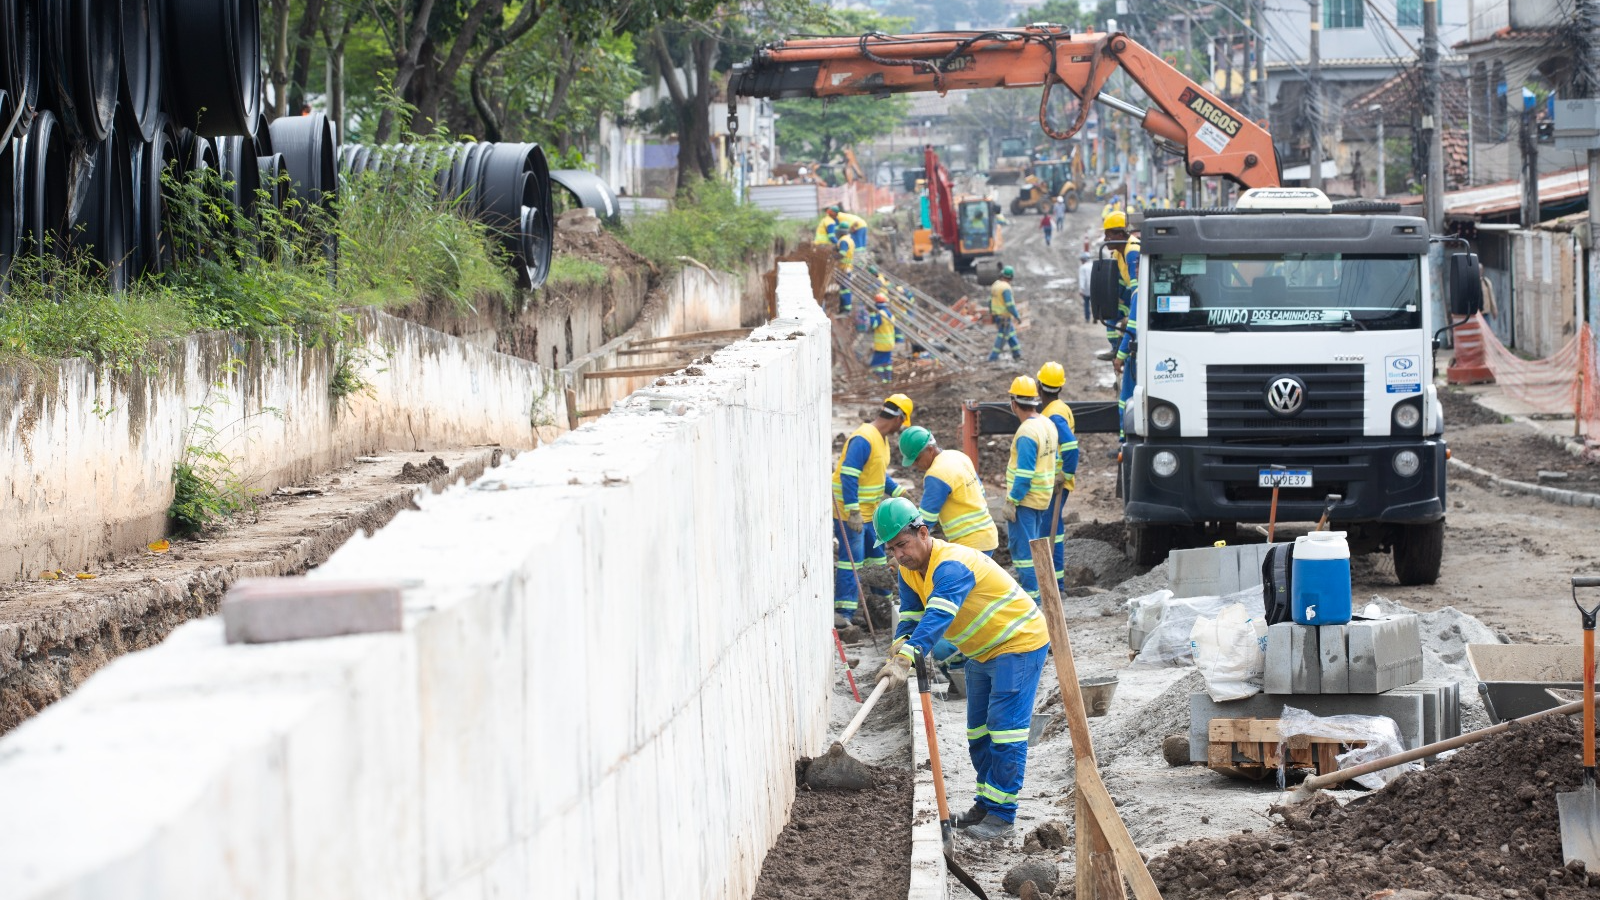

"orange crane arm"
[729, 26, 1280, 190]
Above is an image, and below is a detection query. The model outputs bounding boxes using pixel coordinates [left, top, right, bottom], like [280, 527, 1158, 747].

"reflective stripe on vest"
[989, 279, 1013, 317]
[832, 423, 889, 517]
[1005, 416, 1059, 510]
[897, 541, 1049, 664]
[872, 311, 896, 351]
[922, 450, 998, 551]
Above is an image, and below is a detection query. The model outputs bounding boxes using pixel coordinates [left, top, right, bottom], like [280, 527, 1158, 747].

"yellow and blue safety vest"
[832, 424, 898, 519]
[893, 540, 1050, 664]
[919, 450, 998, 552]
[989, 278, 1018, 320]
[1006, 414, 1058, 510]
[1040, 399, 1079, 492]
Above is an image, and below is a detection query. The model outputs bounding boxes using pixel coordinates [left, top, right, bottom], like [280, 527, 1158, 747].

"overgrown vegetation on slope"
[617, 179, 786, 272]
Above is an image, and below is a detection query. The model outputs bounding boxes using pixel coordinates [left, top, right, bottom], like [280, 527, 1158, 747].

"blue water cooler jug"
[1291, 531, 1352, 625]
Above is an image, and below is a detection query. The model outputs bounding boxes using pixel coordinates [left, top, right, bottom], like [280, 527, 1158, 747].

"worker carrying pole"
[872, 497, 1051, 841]
[831, 394, 915, 628]
[987, 265, 1023, 363]
[997, 376, 1059, 602]
[897, 426, 999, 556]
[1036, 362, 1080, 593]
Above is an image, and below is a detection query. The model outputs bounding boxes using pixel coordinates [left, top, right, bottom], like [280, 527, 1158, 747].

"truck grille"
[1206, 364, 1364, 438]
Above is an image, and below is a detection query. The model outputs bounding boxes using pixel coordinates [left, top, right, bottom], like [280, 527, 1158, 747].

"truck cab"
[1116, 189, 1452, 583]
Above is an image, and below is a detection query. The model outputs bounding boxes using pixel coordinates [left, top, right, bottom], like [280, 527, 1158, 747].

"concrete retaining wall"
[0, 310, 564, 581]
[0, 262, 833, 899]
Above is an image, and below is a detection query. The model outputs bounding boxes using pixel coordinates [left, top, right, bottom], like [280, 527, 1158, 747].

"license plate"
[1259, 469, 1312, 488]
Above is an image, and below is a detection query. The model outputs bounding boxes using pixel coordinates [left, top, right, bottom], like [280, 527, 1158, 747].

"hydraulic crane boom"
[729, 26, 1280, 190]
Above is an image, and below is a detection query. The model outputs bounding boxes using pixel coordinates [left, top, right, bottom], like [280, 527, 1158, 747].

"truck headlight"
[1150, 403, 1177, 430]
[1393, 449, 1421, 477]
[1393, 403, 1421, 430]
[1152, 451, 1179, 478]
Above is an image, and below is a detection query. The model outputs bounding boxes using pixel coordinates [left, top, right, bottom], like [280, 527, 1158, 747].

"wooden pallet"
[1207, 717, 1367, 778]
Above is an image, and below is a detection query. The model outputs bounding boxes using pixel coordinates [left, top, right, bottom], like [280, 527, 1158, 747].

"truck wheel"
[1392, 520, 1444, 585]
[1127, 524, 1173, 567]
[1064, 190, 1079, 213]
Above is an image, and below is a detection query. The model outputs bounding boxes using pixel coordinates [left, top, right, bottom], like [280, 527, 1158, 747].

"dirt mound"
[1437, 389, 1506, 428]
[396, 456, 449, 483]
[1148, 714, 1600, 898]
[1070, 519, 1124, 544]
[750, 761, 911, 900]
[878, 258, 974, 305]
[553, 226, 649, 270]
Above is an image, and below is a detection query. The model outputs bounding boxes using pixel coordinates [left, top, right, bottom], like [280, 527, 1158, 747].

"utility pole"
[1371, 104, 1386, 197]
[1422, 0, 1444, 232]
[1308, 0, 1322, 190]
[1520, 99, 1538, 228]
[1581, 0, 1600, 333]
[1256, 0, 1268, 127]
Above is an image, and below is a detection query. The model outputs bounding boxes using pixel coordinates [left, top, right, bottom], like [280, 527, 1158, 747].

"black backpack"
[1262, 543, 1295, 626]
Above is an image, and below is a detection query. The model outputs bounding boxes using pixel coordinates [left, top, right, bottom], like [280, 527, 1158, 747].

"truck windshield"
[1144, 253, 1422, 331]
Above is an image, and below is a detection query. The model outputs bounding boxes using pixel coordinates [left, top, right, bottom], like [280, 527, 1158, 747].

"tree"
[770, 10, 910, 169]
[1011, 1, 1086, 28]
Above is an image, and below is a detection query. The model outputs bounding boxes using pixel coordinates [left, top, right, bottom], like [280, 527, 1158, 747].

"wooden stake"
[1028, 536, 1163, 900]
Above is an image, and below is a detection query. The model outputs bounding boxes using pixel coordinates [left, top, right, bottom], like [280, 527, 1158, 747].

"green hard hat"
[898, 425, 934, 467]
[1001, 265, 1015, 278]
[873, 497, 924, 547]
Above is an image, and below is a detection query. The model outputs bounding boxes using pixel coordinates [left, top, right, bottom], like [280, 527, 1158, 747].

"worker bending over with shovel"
[831, 394, 915, 629]
[872, 497, 1050, 841]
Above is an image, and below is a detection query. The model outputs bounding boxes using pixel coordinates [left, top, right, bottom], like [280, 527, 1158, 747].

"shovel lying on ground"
[802, 675, 895, 790]
[915, 653, 990, 899]
[1286, 696, 1586, 803]
[1558, 575, 1600, 868]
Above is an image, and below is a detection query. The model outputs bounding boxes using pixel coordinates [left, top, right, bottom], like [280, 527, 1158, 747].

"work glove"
[847, 509, 864, 533]
[875, 652, 913, 687]
[1055, 470, 1069, 489]
[1000, 502, 1018, 523]
[889, 635, 908, 657]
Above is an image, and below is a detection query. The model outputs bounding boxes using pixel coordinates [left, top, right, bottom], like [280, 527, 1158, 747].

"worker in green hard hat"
[871, 497, 1050, 842]
[898, 426, 998, 555]
[987, 265, 1022, 363]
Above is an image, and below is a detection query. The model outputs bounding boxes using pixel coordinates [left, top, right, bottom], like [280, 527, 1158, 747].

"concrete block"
[222, 578, 402, 644]
[1318, 624, 1349, 693]
[1347, 615, 1424, 693]
[1265, 623, 1294, 694]
[1291, 624, 1321, 694]
[1168, 543, 1278, 599]
[1189, 690, 1427, 762]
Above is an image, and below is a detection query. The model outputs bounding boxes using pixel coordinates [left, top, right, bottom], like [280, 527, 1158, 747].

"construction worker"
[869, 293, 896, 383]
[873, 497, 1050, 841]
[997, 377, 1058, 602]
[1036, 362, 1080, 593]
[1103, 210, 1138, 359]
[831, 394, 915, 626]
[897, 426, 998, 555]
[814, 204, 870, 249]
[1077, 250, 1094, 323]
[1115, 295, 1138, 442]
[987, 265, 1023, 363]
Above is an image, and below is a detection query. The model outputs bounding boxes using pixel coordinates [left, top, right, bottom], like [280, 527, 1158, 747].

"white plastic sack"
[1131, 586, 1263, 668]
[1126, 589, 1172, 652]
[1277, 706, 1417, 790]
[1189, 603, 1268, 701]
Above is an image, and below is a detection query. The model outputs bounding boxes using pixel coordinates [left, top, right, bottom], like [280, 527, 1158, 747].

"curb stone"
[1448, 457, 1600, 509]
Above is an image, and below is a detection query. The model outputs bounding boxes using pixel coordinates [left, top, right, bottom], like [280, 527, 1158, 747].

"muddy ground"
[807, 186, 1600, 897]
[750, 761, 914, 900]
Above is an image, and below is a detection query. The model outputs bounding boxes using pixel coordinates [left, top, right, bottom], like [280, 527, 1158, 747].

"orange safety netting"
[1473, 312, 1600, 440]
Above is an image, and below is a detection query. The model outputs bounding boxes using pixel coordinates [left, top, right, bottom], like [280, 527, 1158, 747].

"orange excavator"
[728, 25, 1280, 191]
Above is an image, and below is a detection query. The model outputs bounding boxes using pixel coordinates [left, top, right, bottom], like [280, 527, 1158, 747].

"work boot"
[1012, 352, 1024, 362]
[833, 614, 851, 630]
[964, 814, 1015, 841]
[954, 803, 986, 829]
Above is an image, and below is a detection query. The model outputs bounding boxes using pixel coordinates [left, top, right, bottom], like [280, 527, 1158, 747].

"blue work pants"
[1006, 505, 1052, 602]
[989, 316, 1021, 361]
[964, 645, 1049, 822]
[834, 518, 887, 620]
[1118, 360, 1136, 440]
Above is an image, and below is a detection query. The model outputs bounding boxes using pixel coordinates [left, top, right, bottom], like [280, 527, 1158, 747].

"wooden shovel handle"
[838, 676, 892, 747]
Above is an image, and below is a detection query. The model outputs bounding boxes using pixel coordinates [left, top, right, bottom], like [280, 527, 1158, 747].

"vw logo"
[1264, 376, 1306, 417]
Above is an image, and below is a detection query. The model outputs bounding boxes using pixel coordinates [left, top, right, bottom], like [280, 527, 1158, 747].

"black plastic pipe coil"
[40, 0, 120, 143]
[161, 0, 259, 138]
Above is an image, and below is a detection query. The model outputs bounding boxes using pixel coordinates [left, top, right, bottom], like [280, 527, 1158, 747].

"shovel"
[1558, 574, 1600, 869]
[802, 674, 895, 791]
[1314, 493, 1342, 531]
[914, 652, 990, 899]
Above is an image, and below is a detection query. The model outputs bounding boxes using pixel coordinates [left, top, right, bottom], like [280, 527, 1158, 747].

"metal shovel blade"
[1558, 778, 1600, 868]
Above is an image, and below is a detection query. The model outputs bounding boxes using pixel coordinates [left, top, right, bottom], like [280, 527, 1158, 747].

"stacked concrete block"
[1263, 615, 1422, 696]
[1188, 680, 1463, 763]
[1347, 615, 1425, 694]
[1168, 542, 1281, 599]
[1318, 624, 1349, 693]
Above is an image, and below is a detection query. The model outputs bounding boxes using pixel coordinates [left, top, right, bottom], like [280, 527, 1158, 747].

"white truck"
[1103, 188, 1481, 583]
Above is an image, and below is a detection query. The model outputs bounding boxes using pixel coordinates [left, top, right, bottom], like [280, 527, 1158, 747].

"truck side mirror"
[1090, 259, 1121, 321]
[1448, 253, 1483, 316]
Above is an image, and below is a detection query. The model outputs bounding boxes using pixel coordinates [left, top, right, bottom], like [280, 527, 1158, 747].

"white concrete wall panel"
[0, 263, 831, 899]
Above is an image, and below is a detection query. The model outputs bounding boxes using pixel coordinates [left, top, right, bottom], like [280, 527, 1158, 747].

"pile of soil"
[552, 226, 649, 270]
[750, 761, 912, 900]
[1448, 422, 1600, 487]
[878, 258, 974, 305]
[1149, 714, 1600, 899]
[1438, 389, 1506, 428]
[396, 456, 449, 483]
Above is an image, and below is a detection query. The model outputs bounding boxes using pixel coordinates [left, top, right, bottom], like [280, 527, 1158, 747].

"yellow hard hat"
[1103, 210, 1127, 230]
[1008, 376, 1039, 399]
[883, 393, 913, 426]
[1036, 361, 1066, 390]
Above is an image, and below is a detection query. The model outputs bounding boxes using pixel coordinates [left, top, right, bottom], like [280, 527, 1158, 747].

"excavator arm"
[729, 26, 1280, 190]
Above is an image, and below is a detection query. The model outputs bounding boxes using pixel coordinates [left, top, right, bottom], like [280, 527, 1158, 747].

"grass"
[618, 179, 786, 273]
[546, 256, 610, 287]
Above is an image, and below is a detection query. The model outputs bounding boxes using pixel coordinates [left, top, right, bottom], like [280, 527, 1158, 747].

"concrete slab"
[1168, 543, 1278, 599]
[907, 679, 947, 899]
[1188, 691, 1428, 762]
[1264, 623, 1293, 695]
[1318, 624, 1349, 694]
[1290, 625, 1320, 694]
[222, 578, 403, 644]
[1348, 615, 1424, 693]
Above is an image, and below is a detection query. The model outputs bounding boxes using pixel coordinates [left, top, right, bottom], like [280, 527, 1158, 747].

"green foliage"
[618, 180, 784, 272]
[0, 254, 190, 374]
[168, 366, 279, 533]
[547, 256, 610, 287]
[771, 9, 913, 166]
[1011, 1, 1087, 27]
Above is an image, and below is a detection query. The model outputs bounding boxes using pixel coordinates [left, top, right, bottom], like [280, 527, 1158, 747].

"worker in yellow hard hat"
[1036, 362, 1080, 593]
[831, 394, 914, 630]
[869, 293, 896, 382]
[997, 376, 1059, 602]
[1102, 209, 1138, 357]
[986, 265, 1022, 363]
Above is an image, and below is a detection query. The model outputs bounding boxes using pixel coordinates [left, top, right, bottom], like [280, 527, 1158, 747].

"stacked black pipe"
[339, 140, 554, 289]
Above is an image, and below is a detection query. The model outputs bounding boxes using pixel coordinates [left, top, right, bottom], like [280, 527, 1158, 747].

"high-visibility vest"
[832, 423, 889, 518]
[989, 279, 1014, 318]
[897, 540, 1049, 663]
[922, 450, 998, 551]
[1041, 398, 1075, 432]
[872, 308, 896, 351]
[1006, 415, 1058, 510]
[1041, 399, 1079, 492]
